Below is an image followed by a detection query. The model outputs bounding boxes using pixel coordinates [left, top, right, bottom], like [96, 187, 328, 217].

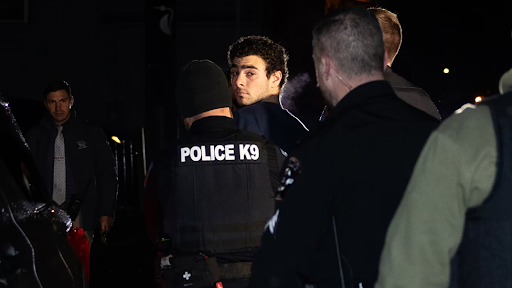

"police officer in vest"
[145, 59, 284, 288]
[375, 71, 512, 287]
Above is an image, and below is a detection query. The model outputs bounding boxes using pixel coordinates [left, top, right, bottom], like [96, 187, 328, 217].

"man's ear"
[383, 51, 391, 69]
[320, 56, 332, 82]
[69, 96, 74, 108]
[270, 71, 283, 88]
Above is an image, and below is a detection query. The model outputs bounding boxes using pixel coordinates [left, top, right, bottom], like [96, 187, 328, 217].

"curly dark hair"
[227, 36, 289, 89]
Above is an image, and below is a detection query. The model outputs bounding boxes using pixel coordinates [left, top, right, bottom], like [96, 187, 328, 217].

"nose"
[234, 74, 244, 88]
[55, 101, 65, 111]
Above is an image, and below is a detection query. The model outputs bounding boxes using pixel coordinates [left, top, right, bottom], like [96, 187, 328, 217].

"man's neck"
[184, 107, 233, 129]
[262, 94, 279, 104]
[331, 74, 385, 107]
[54, 118, 69, 126]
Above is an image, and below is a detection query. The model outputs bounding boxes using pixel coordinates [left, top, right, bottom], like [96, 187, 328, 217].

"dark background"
[1, 0, 511, 155]
[1, 0, 511, 286]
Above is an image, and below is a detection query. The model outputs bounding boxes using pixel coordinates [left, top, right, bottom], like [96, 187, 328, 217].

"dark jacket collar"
[43, 110, 77, 131]
[328, 80, 394, 120]
[188, 116, 238, 138]
[383, 66, 415, 88]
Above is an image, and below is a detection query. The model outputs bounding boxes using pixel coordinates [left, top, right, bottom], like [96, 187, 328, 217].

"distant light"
[443, 68, 450, 74]
[475, 96, 483, 103]
[111, 136, 121, 144]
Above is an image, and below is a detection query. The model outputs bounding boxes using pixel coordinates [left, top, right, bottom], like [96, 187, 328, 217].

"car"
[0, 97, 86, 288]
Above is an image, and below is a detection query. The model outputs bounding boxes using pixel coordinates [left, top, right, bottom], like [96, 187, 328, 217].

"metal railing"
[108, 128, 146, 214]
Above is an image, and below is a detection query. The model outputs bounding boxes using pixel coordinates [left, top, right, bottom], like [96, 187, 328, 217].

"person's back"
[449, 93, 512, 288]
[250, 7, 438, 288]
[253, 81, 438, 287]
[157, 117, 279, 261]
[375, 65, 512, 287]
[145, 60, 283, 288]
[374, 96, 508, 288]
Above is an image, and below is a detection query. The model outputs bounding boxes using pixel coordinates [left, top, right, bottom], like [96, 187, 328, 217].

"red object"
[67, 226, 90, 284]
[216, 282, 224, 288]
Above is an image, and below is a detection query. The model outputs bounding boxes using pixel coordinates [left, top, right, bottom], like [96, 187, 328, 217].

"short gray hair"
[312, 6, 384, 79]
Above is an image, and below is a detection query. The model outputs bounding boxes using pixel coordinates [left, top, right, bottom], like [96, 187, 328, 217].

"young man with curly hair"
[227, 36, 308, 154]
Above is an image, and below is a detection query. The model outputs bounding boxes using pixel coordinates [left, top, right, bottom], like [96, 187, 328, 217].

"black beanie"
[175, 59, 232, 118]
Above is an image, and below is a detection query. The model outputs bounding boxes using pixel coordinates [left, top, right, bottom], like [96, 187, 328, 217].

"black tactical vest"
[164, 129, 278, 259]
[450, 92, 512, 287]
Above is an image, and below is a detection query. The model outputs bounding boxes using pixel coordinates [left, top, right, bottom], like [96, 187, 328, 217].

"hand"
[100, 216, 114, 234]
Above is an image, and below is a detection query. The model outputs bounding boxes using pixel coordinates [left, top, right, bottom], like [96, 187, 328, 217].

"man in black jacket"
[26, 80, 117, 243]
[144, 60, 284, 288]
[250, 7, 439, 288]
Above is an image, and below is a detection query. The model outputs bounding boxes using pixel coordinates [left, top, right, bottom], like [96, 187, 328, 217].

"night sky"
[0, 0, 510, 145]
[242, 0, 512, 122]
[376, 0, 512, 116]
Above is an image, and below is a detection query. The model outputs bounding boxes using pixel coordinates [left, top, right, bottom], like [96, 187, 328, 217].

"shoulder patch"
[77, 140, 88, 149]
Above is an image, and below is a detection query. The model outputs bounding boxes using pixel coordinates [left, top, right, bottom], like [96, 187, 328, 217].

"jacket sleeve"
[93, 127, 118, 218]
[375, 105, 496, 288]
[251, 154, 334, 288]
[265, 140, 286, 194]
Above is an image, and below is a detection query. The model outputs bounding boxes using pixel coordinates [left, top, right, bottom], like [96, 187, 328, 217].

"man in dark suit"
[26, 80, 117, 244]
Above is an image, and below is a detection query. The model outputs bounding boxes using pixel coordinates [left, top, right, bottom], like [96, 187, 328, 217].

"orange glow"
[111, 136, 121, 144]
[475, 96, 483, 103]
[324, 0, 374, 15]
[325, 0, 341, 14]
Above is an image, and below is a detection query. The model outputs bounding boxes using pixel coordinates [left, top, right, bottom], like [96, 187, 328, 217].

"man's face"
[230, 55, 278, 107]
[45, 89, 73, 125]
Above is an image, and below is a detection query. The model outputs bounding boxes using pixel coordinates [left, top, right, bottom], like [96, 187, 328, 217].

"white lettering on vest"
[225, 144, 235, 160]
[190, 146, 201, 161]
[181, 143, 259, 162]
[181, 147, 191, 162]
[250, 144, 259, 160]
[239, 144, 260, 160]
[201, 146, 211, 161]
[239, 144, 251, 160]
[214, 145, 225, 160]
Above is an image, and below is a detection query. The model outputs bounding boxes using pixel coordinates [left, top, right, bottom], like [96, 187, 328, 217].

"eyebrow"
[231, 64, 259, 70]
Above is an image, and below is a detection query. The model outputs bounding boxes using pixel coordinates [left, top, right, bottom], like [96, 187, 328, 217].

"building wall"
[0, 0, 145, 133]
